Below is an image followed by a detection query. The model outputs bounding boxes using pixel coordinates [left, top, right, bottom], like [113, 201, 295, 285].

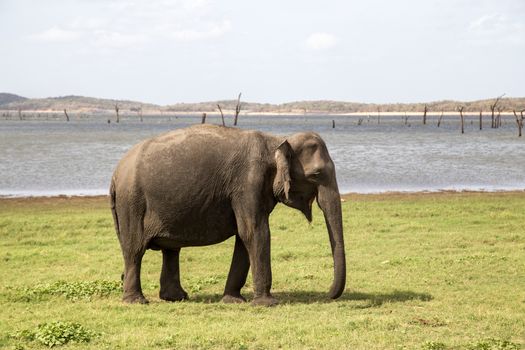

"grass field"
[0, 192, 524, 349]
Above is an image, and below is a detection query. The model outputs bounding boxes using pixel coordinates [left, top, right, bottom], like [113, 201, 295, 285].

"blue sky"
[1, 0, 524, 104]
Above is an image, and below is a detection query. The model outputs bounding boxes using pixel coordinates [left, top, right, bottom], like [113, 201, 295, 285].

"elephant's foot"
[252, 295, 279, 307]
[222, 293, 247, 304]
[159, 288, 188, 302]
[123, 293, 149, 304]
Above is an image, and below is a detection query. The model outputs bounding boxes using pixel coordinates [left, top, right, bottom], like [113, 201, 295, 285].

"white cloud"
[306, 32, 338, 50]
[469, 13, 507, 33]
[468, 13, 524, 45]
[92, 31, 148, 49]
[170, 20, 231, 41]
[31, 26, 81, 42]
[28, 0, 231, 51]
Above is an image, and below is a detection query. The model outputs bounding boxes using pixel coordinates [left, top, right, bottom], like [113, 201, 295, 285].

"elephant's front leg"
[222, 235, 250, 303]
[238, 218, 278, 306]
[159, 248, 188, 301]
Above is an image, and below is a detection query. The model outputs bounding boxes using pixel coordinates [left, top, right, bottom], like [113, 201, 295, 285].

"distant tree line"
[1, 93, 524, 114]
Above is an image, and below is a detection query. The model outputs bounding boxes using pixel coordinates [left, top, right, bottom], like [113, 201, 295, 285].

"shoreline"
[1, 189, 523, 203]
[1, 109, 519, 117]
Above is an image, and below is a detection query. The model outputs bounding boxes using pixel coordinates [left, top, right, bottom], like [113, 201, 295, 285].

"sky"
[0, 0, 524, 105]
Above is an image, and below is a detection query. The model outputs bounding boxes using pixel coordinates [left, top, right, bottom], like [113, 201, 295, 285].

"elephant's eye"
[306, 170, 322, 181]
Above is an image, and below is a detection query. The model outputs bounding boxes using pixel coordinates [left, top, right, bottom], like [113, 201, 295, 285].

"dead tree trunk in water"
[404, 112, 409, 125]
[491, 106, 495, 128]
[18, 108, 22, 120]
[201, 112, 207, 124]
[513, 110, 524, 137]
[437, 110, 444, 127]
[479, 110, 482, 130]
[233, 92, 242, 126]
[332, 119, 335, 128]
[217, 104, 225, 126]
[138, 106, 143, 122]
[115, 104, 120, 123]
[423, 104, 428, 125]
[490, 94, 504, 128]
[63, 109, 70, 122]
[497, 107, 502, 128]
[458, 106, 465, 134]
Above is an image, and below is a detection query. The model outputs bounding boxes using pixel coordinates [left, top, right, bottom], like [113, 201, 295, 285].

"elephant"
[110, 124, 346, 306]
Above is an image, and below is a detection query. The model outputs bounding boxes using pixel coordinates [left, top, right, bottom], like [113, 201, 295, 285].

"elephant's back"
[139, 125, 244, 203]
[144, 124, 242, 150]
[138, 125, 243, 177]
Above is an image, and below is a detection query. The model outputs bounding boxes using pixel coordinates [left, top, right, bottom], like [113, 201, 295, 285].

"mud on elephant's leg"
[122, 248, 148, 304]
[159, 248, 188, 302]
[222, 235, 250, 304]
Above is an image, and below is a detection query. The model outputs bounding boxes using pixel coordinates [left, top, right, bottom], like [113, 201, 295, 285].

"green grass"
[0, 193, 524, 349]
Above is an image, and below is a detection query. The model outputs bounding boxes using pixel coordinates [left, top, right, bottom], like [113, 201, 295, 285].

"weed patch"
[466, 338, 520, 350]
[9, 280, 121, 301]
[10, 321, 99, 347]
[187, 276, 221, 293]
[421, 341, 448, 350]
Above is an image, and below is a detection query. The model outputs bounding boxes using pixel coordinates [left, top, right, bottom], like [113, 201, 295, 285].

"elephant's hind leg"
[222, 235, 250, 303]
[160, 248, 188, 302]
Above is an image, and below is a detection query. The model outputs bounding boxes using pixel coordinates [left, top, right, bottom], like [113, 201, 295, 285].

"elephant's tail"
[109, 177, 120, 240]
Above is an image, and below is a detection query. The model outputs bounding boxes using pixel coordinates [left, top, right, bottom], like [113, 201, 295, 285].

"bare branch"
[217, 104, 225, 126]
[490, 93, 506, 111]
[437, 110, 444, 127]
[490, 94, 505, 128]
[233, 92, 242, 126]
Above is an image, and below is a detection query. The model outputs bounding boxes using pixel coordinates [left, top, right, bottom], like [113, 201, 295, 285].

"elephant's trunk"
[317, 182, 346, 299]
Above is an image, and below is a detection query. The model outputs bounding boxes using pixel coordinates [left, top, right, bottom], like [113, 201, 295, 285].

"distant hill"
[165, 98, 525, 113]
[1, 93, 524, 114]
[0, 93, 27, 105]
[1, 95, 158, 112]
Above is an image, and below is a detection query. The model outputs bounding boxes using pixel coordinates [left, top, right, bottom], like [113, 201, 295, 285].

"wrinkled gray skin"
[110, 124, 345, 306]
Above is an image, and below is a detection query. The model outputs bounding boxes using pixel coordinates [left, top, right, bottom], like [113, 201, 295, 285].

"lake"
[1, 114, 524, 196]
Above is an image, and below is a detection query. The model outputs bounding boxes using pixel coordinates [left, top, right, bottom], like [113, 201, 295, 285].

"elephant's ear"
[274, 140, 292, 201]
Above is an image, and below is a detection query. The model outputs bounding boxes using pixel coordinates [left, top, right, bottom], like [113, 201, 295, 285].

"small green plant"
[11, 280, 121, 301]
[188, 276, 220, 293]
[10, 321, 99, 347]
[467, 338, 520, 350]
[421, 341, 447, 350]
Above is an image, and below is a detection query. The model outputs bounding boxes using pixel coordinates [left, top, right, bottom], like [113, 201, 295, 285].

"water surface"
[1, 114, 524, 196]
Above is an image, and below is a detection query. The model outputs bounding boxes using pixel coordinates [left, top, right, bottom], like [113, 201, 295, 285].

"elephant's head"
[273, 132, 346, 299]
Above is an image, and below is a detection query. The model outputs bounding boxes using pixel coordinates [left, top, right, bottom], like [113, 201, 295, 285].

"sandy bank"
[1, 190, 523, 207]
